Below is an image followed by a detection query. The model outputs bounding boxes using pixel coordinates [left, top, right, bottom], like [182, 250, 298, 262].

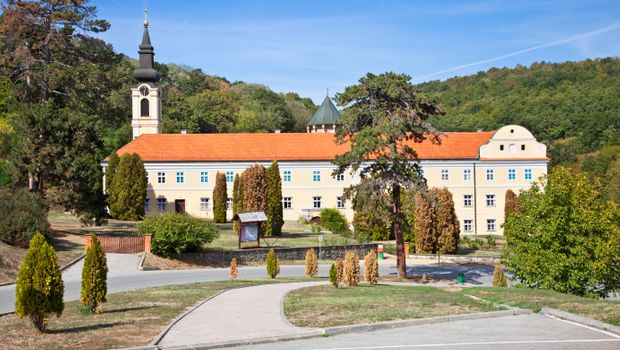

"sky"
[93, 0, 620, 104]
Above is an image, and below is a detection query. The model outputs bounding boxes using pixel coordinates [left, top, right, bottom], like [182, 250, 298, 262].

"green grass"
[461, 287, 620, 326]
[0, 277, 314, 350]
[284, 284, 501, 327]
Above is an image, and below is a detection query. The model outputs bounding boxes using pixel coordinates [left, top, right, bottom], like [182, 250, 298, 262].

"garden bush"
[329, 263, 338, 287]
[0, 188, 49, 247]
[364, 250, 379, 285]
[343, 251, 360, 287]
[137, 213, 219, 258]
[15, 232, 64, 332]
[335, 258, 344, 286]
[492, 265, 507, 287]
[352, 210, 392, 242]
[320, 208, 350, 236]
[230, 257, 238, 280]
[305, 248, 318, 277]
[266, 248, 280, 278]
[80, 235, 108, 314]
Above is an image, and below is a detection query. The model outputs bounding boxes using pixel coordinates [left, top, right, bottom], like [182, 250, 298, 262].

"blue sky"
[94, 0, 620, 103]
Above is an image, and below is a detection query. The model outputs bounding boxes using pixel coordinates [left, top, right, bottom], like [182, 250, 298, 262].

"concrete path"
[157, 281, 328, 349]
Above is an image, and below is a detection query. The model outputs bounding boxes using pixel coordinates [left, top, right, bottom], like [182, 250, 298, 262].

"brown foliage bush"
[364, 250, 378, 285]
[431, 188, 460, 254]
[230, 257, 238, 280]
[493, 265, 507, 287]
[304, 248, 318, 277]
[342, 251, 360, 287]
[414, 192, 436, 253]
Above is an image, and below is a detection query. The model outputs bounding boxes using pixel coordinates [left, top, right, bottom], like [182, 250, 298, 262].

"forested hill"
[416, 58, 620, 165]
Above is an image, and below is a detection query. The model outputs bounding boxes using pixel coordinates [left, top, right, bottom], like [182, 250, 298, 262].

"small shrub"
[335, 258, 344, 286]
[297, 216, 309, 225]
[305, 248, 318, 277]
[329, 263, 338, 287]
[230, 257, 238, 280]
[0, 188, 49, 248]
[80, 235, 108, 314]
[15, 232, 64, 332]
[310, 224, 321, 234]
[137, 213, 219, 258]
[342, 251, 360, 287]
[493, 265, 507, 287]
[320, 208, 350, 236]
[486, 235, 497, 248]
[266, 248, 280, 278]
[364, 250, 379, 285]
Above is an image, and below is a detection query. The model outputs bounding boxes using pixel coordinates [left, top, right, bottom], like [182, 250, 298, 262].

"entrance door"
[175, 199, 186, 214]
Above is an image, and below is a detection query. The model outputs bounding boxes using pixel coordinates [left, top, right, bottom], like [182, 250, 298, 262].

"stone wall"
[176, 244, 378, 265]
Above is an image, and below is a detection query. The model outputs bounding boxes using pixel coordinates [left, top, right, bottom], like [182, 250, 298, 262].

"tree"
[364, 250, 379, 285]
[266, 248, 280, 278]
[342, 251, 360, 287]
[266, 161, 284, 236]
[492, 265, 507, 287]
[213, 172, 227, 223]
[305, 248, 318, 277]
[105, 151, 120, 193]
[232, 174, 243, 234]
[431, 188, 460, 254]
[333, 72, 443, 278]
[243, 164, 268, 212]
[414, 192, 436, 254]
[329, 263, 338, 287]
[504, 189, 520, 224]
[15, 232, 64, 332]
[108, 153, 148, 221]
[0, 188, 49, 247]
[504, 167, 620, 297]
[80, 234, 108, 314]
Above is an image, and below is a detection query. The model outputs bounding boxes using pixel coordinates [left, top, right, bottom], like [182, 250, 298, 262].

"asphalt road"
[0, 254, 497, 314]
[233, 314, 620, 350]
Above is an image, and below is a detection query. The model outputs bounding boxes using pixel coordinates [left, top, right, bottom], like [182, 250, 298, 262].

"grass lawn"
[461, 287, 620, 326]
[0, 278, 313, 350]
[284, 284, 501, 327]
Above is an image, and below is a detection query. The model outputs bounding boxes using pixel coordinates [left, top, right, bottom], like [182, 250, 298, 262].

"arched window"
[140, 98, 149, 117]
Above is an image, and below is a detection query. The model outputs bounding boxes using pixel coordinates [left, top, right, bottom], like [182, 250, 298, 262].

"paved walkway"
[157, 281, 328, 349]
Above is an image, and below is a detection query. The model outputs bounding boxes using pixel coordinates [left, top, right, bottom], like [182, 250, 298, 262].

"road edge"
[541, 307, 620, 336]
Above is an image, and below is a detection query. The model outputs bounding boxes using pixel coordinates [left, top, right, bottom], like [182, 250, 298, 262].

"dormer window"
[521, 144, 526, 151]
[140, 98, 149, 117]
[500, 145, 504, 151]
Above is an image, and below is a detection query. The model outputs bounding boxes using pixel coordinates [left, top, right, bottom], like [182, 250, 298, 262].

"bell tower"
[131, 9, 162, 139]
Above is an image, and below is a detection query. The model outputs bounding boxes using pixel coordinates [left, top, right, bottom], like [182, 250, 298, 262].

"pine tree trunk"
[393, 183, 406, 278]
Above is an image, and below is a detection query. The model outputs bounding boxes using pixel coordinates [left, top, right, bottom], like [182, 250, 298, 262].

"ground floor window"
[283, 197, 292, 209]
[227, 197, 233, 210]
[200, 197, 210, 211]
[486, 219, 496, 232]
[312, 196, 322, 209]
[144, 198, 150, 212]
[157, 197, 166, 211]
[464, 219, 472, 232]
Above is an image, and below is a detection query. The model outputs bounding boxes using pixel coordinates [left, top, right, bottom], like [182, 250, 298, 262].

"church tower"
[131, 11, 162, 139]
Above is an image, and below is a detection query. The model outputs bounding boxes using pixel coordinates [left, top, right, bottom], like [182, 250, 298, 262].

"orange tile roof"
[113, 132, 495, 162]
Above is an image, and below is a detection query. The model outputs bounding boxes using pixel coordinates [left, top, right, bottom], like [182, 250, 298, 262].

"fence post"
[84, 235, 93, 252]
[144, 234, 152, 254]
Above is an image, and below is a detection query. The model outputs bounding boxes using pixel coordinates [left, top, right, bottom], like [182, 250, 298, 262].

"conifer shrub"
[266, 161, 284, 236]
[305, 248, 318, 277]
[213, 172, 228, 223]
[430, 188, 460, 254]
[342, 251, 360, 287]
[232, 174, 243, 234]
[414, 192, 436, 253]
[364, 250, 379, 285]
[105, 151, 119, 192]
[320, 208, 350, 237]
[230, 257, 238, 280]
[266, 248, 280, 278]
[335, 258, 344, 285]
[243, 164, 268, 212]
[492, 265, 507, 287]
[108, 153, 148, 221]
[0, 188, 49, 247]
[504, 189, 520, 224]
[329, 263, 338, 288]
[138, 213, 219, 257]
[80, 234, 108, 314]
[15, 232, 64, 332]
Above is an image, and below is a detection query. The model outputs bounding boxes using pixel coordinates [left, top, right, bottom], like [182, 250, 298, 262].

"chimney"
[181, 129, 187, 134]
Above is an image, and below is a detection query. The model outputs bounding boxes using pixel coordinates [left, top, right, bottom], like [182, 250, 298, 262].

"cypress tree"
[266, 248, 280, 278]
[431, 188, 460, 254]
[80, 234, 108, 313]
[15, 232, 64, 332]
[108, 153, 147, 220]
[243, 164, 268, 212]
[213, 172, 227, 223]
[414, 192, 436, 254]
[504, 189, 520, 224]
[266, 161, 284, 236]
[232, 174, 243, 234]
[105, 151, 119, 194]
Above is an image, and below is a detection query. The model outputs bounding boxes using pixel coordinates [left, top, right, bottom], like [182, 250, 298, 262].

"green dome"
[307, 96, 341, 126]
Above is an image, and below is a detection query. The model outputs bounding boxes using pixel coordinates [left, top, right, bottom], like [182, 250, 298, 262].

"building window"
[487, 219, 496, 232]
[140, 98, 149, 117]
[312, 170, 321, 182]
[525, 169, 532, 180]
[521, 144, 526, 151]
[486, 194, 496, 207]
[486, 169, 494, 181]
[200, 171, 208, 183]
[313, 196, 322, 209]
[509, 144, 516, 153]
[464, 220, 472, 232]
[336, 174, 345, 182]
[508, 169, 516, 180]
[500, 144, 504, 151]
[441, 169, 449, 181]
[226, 171, 234, 183]
[144, 198, 150, 212]
[157, 197, 166, 211]
[176, 171, 184, 183]
[463, 169, 472, 181]
[200, 198, 210, 211]
[157, 171, 166, 184]
[226, 197, 232, 210]
[283, 197, 292, 209]
[283, 170, 291, 182]
[337, 196, 345, 209]
[463, 195, 473, 207]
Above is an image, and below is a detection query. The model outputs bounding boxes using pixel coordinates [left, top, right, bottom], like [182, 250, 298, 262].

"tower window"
[140, 98, 149, 117]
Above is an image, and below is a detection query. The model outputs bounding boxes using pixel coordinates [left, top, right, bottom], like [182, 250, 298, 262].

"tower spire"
[132, 9, 159, 83]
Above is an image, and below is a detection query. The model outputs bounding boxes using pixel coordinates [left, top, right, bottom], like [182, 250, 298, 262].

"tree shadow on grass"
[46, 321, 124, 334]
[103, 305, 157, 314]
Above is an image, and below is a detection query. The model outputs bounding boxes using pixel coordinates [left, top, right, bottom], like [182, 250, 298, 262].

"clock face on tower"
[139, 85, 150, 96]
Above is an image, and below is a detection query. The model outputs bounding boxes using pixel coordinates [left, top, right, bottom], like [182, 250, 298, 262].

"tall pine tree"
[266, 161, 284, 236]
[213, 172, 227, 223]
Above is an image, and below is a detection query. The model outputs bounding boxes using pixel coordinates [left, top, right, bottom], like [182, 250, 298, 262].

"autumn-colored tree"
[232, 174, 243, 234]
[266, 161, 284, 236]
[213, 172, 227, 223]
[364, 250, 379, 285]
[305, 248, 318, 277]
[230, 257, 238, 280]
[414, 192, 436, 254]
[342, 251, 360, 287]
[80, 235, 108, 314]
[431, 188, 460, 254]
[335, 258, 344, 287]
[333, 72, 443, 278]
[504, 189, 520, 224]
[243, 164, 268, 212]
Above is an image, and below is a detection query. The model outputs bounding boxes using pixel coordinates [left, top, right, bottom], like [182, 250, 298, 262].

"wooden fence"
[84, 235, 151, 254]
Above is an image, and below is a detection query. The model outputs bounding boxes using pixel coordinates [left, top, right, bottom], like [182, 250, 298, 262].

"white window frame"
[464, 220, 472, 232]
[283, 197, 292, 209]
[463, 195, 473, 207]
[463, 169, 472, 181]
[337, 196, 345, 209]
[157, 197, 166, 211]
[226, 197, 233, 210]
[486, 194, 496, 207]
[176, 171, 184, 184]
[157, 171, 166, 184]
[200, 171, 209, 183]
[312, 196, 322, 209]
[226, 171, 234, 183]
[200, 197, 210, 211]
[487, 219, 496, 232]
[441, 169, 449, 181]
[508, 168, 516, 180]
[336, 174, 345, 182]
[283, 170, 292, 182]
[312, 170, 321, 182]
[486, 169, 494, 181]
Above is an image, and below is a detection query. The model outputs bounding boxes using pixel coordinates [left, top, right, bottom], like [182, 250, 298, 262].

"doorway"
[175, 199, 186, 214]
